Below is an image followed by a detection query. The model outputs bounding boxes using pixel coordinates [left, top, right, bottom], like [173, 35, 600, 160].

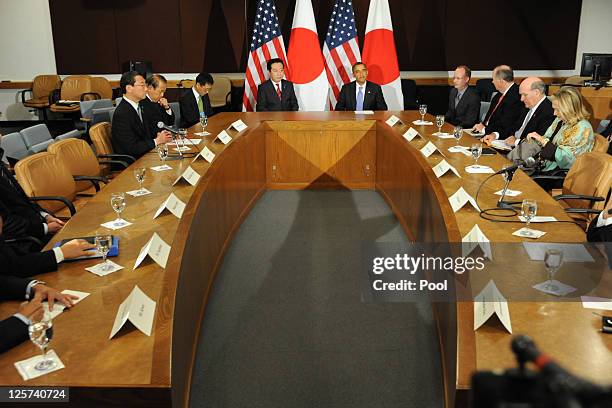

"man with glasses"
[179, 72, 214, 128]
[111, 71, 173, 159]
[445, 65, 480, 128]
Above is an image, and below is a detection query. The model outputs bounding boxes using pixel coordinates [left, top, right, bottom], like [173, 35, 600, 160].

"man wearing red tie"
[256, 58, 299, 111]
[473, 65, 524, 142]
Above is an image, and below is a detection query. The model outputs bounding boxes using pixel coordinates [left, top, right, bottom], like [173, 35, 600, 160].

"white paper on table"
[495, 189, 522, 197]
[448, 146, 471, 156]
[14, 350, 65, 380]
[172, 166, 201, 186]
[193, 131, 211, 137]
[153, 193, 186, 219]
[490, 140, 512, 151]
[172, 146, 191, 152]
[517, 216, 557, 223]
[462, 224, 492, 260]
[43, 290, 91, 320]
[464, 164, 495, 174]
[150, 164, 173, 172]
[581, 296, 612, 311]
[513, 228, 546, 239]
[532, 280, 577, 296]
[466, 129, 484, 137]
[402, 127, 421, 142]
[385, 115, 401, 126]
[522, 243, 595, 262]
[448, 187, 480, 212]
[100, 219, 132, 231]
[85, 260, 124, 277]
[126, 188, 152, 197]
[230, 119, 248, 132]
[474, 280, 512, 333]
[109, 285, 156, 338]
[169, 138, 203, 145]
[434, 132, 455, 139]
[215, 130, 232, 145]
[354, 110, 374, 114]
[412, 120, 433, 125]
[133, 232, 171, 269]
[432, 159, 461, 178]
[420, 141, 441, 158]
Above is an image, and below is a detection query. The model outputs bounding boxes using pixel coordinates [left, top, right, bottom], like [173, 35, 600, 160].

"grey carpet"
[189, 190, 444, 408]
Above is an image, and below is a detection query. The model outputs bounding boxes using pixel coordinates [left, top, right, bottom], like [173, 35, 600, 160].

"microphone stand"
[497, 168, 521, 209]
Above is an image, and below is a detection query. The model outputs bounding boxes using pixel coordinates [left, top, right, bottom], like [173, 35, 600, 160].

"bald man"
[473, 65, 525, 141]
[483, 76, 555, 147]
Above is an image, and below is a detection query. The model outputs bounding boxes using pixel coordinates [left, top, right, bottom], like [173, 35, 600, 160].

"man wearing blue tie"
[334, 62, 388, 111]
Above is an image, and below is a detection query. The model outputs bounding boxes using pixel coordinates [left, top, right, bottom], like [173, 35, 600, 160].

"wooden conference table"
[0, 111, 610, 408]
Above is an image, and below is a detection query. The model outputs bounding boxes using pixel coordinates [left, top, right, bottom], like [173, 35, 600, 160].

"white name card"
[230, 119, 248, 132]
[153, 193, 186, 219]
[216, 130, 232, 145]
[420, 141, 441, 158]
[402, 127, 421, 142]
[192, 146, 216, 164]
[448, 187, 481, 213]
[109, 285, 156, 339]
[385, 115, 401, 127]
[432, 159, 461, 178]
[474, 280, 512, 333]
[462, 224, 492, 260]
[173, 166, 201, 186]
[133, 232, 171, 270]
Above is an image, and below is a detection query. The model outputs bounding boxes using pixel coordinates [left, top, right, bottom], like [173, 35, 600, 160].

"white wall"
[573, 0, 612, 73]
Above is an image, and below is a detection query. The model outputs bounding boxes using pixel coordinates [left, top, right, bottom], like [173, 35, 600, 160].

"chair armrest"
[80, 117, 92, 122]
[18, 89, 33, 104]
[73, 175, 108, 191]
[564, 208, 603, 215]
[531, 175, 565, 181]
[30, 196, 76, 216]
[225, 91, 231, 104]
[99, 159, 129, 169]
[97, 153, 136, 163]
[553, 194, 605, 202]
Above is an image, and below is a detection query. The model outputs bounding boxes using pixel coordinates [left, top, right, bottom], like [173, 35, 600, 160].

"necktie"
[276, 83, 282, 100]
[455, 91, 462, 108]
[484, 93, 505, 126]
[515, 109, 534, 138]
[197, 96, 204, 114]
[356, 87, 364, 111]
[137, 105, 143, 122]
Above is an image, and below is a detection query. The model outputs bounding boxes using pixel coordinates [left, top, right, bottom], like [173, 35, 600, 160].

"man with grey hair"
[473, 65, 524, 141]
[483, 76, 554, 146]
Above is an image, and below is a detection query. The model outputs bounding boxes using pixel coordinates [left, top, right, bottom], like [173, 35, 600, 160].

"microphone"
[157, 122, 178, 134]
[495, 156, 536, 175]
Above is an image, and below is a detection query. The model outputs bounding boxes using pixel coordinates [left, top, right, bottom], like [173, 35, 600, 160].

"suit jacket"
[445, 86, 481, 128]
[111, 99, 154, 159]
[483, 83, 526, 137]
[510, 97, 555, 141]
[256, 80, 299, 112]
[140, 97, 176, 140]
[0, 154, 46, 242]
[179, 89, 213, 129]
[335, 81, 388, 111]
[586, 218, 612, 242]
[0, 239, 57, 278]
[0, 274, 30, 353]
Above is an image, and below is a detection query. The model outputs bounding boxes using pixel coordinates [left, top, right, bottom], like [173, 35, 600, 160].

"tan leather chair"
[592, 133, 610, 153]
[20, 75, 61, 118]
[14, 152, 79, 217]
[91, 77, 113, 99]
[89, 122, 134, 174]
[209, 76, 231, 109]
[564, 76, 590, 86]
[48, 138, 108, 194]
[50, 75, 93, 113]
[553, 152, 612, 227]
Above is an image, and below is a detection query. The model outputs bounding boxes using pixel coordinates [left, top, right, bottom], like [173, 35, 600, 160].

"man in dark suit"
[484, 77, 555, 147]
[256, 58, 299, 112]
[587, 199, 612, 242]
[445, 65, 481, 128]
[178, 72, 214, 128]
[111, 71, 172, 160]
[335, 62, 387, 111]
[141, 74, 176, 139]
[0, 149, 64, 246]
[473, 65, 525, 140]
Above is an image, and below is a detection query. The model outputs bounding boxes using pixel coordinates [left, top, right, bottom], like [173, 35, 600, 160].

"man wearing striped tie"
[335, 62, 387, 111]
[255, 58, 299, 112]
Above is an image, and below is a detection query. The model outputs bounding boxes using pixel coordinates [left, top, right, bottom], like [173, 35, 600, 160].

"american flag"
[323, 0, 361, 109]
[242, 0, 289, 112]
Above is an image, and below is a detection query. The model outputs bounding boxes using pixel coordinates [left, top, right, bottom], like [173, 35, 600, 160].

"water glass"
[453, 126, 463, 145]
[199, 112, 208, 129]
[470, 143, 482, 166]
[543, 249, 563, 292]
[133, 167, 146, 192]
[418, 104, 427, 122]
[110, 192, 126, 226]
[95, 234, 113, 271]
[157, 143, 168, 162]
[28, 316, 56, 371]
[435, 115, 445, 134]
[521, 199, 538, 234]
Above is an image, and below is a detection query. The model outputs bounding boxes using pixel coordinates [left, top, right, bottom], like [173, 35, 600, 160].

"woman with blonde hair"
[526, 86, 594, 173]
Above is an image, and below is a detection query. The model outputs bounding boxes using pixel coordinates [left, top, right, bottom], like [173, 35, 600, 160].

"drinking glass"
[28, 316, 56, 371]
[470, 143, 482, 166]
[157, 143, 168, 162]
[95, 234, 113, 271]
[453, 126, 463, 145]
[521, 199, 538, 235]
[110, 192, 126, 226]
[199, 112, 208, 129]
[133, 167, 146, 193]
[177, 129, 187, 148]
[435, 115, 445, 134]
[543, 248, 563, 292]
[418, 104, 427, 122]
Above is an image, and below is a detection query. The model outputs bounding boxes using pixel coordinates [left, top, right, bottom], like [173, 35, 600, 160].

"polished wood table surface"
[0, 111, 609, 408]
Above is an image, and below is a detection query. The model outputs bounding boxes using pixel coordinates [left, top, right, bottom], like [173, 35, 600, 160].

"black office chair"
[476, 79, 496, 102]
[401, 79, 419, 110]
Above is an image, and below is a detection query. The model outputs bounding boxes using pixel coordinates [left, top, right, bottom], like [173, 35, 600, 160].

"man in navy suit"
[473, 65, 525, 140]
[111, 71, 172, 159]
[483, 77, 555, 147]
[335, 62, 387, 111]
[179, 72, 215, 128]
[256, 58, 299, 111]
